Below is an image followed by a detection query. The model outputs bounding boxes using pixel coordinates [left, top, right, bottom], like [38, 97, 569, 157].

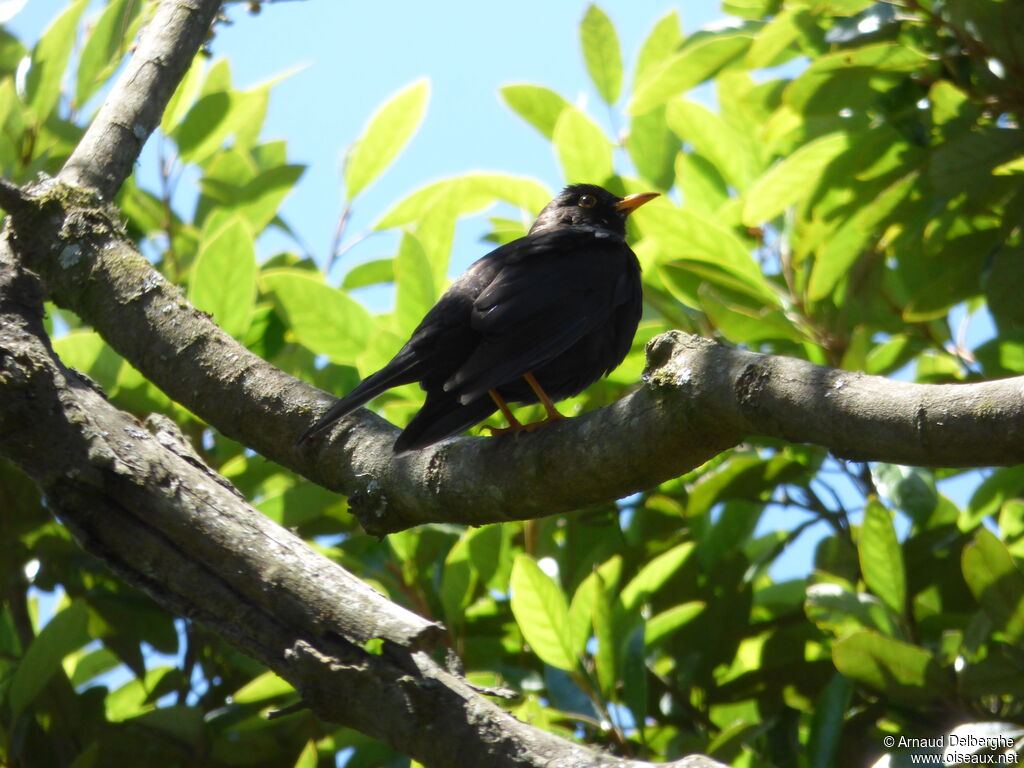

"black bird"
[298, 183, 658, 453]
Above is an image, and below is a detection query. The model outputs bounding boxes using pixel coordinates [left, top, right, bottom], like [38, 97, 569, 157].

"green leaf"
[161, 56, 205, 134]
[25, 0, 87, 120]
[394, 233, 436, 336]
[344, 78, 429, 200]
[807, 674, 853, 768]
[231, 670, 294, 704]
[568, 569, 598, 656]
[342, 258, 394, 290]
[962, 528, 1024, 643]
[466, 523, 505, 590]
[785, 43, 927, 115]
[622, 624, 648, 730]
[294, 741, 318, 768]
[858, 500, 906, 617]
[440, 534, 474, 629]
[870, 464, 938, 524]
[0, 29, 27, 77]
[644, 601, 705, 646]
[552, 106, 613, 183]
[634, 10, 683, 82]
[580, 5, 622, 105]
[498, 84, 571, 139]
[620, 542, 696, 613]
[105, 667, 176, 721]
[629, 32, 751, 114]
[68, 647, 119, 687]
[807, 172, 917, 301]
[805, 583, 900, 638]
[510, 555, 576, 672]
[642, 205, 781, 307]
[75, 0, 142, 106]
[675, 151, 728, 215]
[832, 630, 949, 703]
[745, 9, 805, 69]
[967, 466, 1024, 525]
[376, 173, 551, 230]
[984, 246, 1024, 332]
[9, 601, 89, 720]
[174, 91, 233, 163]
[69, 742, 99, 768]
[929, 127, 1023, 197]
[591, 573, 616, 696]
[261, 269, 372, 365]
[52, 329, 124, 392]
[665, 98, 756, 190]
[626, 107, 678, 190]
[236, 163, 305, 234]
[742, 132, 851, 225]
[189, 217, 256, 340]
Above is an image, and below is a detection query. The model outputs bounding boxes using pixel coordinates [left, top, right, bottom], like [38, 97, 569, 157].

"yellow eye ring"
[578, 194, 597, 208]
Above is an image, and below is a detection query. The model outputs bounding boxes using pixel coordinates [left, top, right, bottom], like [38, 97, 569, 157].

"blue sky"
[13, 1, 723, 278]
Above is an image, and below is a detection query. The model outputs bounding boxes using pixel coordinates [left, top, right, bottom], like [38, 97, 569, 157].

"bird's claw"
[483, 413, 567, 439]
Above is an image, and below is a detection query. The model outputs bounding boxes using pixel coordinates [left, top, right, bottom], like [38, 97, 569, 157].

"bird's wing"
[444, 228, 636, 403]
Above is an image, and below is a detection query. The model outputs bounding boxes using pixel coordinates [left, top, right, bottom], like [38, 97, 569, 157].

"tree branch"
[13, 195, 1024, 535]
[59, 0, 223, 200]
[0, 234, 724, 768]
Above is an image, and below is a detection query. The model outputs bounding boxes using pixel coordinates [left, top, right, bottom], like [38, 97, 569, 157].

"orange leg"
[521, 373, 567, 431]
[483, 389, 524, 436]
[483, 375, 568, 439]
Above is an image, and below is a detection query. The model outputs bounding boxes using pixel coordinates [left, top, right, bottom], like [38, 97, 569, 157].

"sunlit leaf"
[499, 84, 571, 139]
[161, 56, 205, 134]
[832, 630, 950, 703]
[962, 529, 1024, 643]
[642, 204, 781, 306]
[629, 32, 751, 114]
[858, 500, 906, 617]
[189, 216, 257, 340]
[742, 131, 851, 225]
[552, 106, 613, 183]
[75, 0, 143, 106]
[342, 258, 394, 290]
[24, 0, 87, 121]
[261, 269, 372, 364]
[634, 10, 682, 81]
[9, 601, 89, 720]
[785, 43, 927, 115]
[376, 173, 551, 230]
[510, 555, 576, 671]
[344, 78, 429, 200]
[580, 4, 622, 105]
[665, 98, 756, 190]
[808, 172, 917, 301]
[620, 542, 695, 612]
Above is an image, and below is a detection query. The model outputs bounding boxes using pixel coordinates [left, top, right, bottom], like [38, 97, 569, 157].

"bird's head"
[528, 184, 658, 236]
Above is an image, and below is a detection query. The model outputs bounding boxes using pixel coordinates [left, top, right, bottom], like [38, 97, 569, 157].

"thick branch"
[59, 0, 223, 199]
[0, 236, 723, 768]
[0, 242, 438, 652]
[15, 199, 1024, 534]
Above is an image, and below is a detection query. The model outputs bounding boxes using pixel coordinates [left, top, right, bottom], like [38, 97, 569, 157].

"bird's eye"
[578, 194, 597, 208]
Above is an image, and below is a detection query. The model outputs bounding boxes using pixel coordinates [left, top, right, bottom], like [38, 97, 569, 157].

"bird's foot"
[521, 412, 568, 433]
[483, 422, 524, 437]
[482, 413, 565, 439]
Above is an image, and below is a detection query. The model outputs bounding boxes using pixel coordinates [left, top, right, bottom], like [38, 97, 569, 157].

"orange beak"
[615, 192, 659, 214]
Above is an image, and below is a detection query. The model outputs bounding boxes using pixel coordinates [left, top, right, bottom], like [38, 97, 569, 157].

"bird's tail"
[392, 393, 497, 453]
[296, 358, 419, 445]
